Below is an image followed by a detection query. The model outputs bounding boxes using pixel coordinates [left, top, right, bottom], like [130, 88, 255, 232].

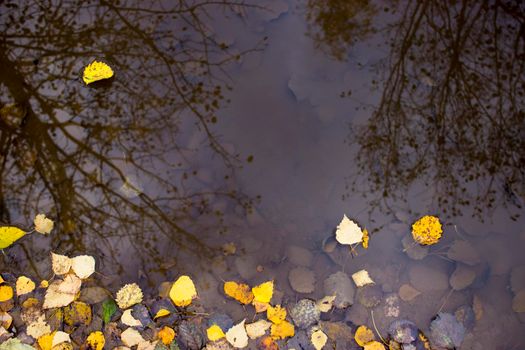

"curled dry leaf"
[116, 283, 143, 309]
[51, 253, 72, 276]
[71, 255, 95, 279]
[43, 274, 82, 309]
[16, 276, 36, 296]
[34, 214, 54, 235]
[335, 215, 363, 245]
[225, 319, 248, 348]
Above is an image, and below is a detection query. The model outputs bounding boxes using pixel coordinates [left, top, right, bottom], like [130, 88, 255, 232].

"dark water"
[1, 0, 524, 347]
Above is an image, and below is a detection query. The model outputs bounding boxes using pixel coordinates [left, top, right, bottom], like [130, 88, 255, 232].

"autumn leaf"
[207, 324, 225, 341]
[270, 320, 294, 340]
[362, 229, 369, 249]
[259, 336, 279, 350]
[43, 274, 82, 309]
[16, 276, 35, 296]
[411, 215, 442, 245]
[102, 298, 117, 324]
[224, 281, 254, 305]
[311, 328, 327, 350]
[252, 281, 273, 304]
[0, 285, 14, 302]
[34, 214, 54, 235]
[0, 226, 26, 249]
[246, 319, 272, 339]
[354, 325, 375, 346]
[225, 319, 248, 348]
[363, 340, 386, 350]
[266, 305, 286, 324]
[115, 283, 143, 309]
[335, 215, 363, 245]
[71, 255, 95, 279]
[316, 295, 336, 313]
[82, 60, 114, 85]
[51, 253, 72, 275]
[351, 270, 375, 288]
[158, 326, 176, 345]
[169, 275, 197, 307]
[86, 331, 105, 350]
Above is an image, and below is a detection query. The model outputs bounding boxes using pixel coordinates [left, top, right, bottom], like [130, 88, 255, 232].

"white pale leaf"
[71, 255, 95, 279]
[51, 252, 72, 275]
[225, 319, 248, 348]
[121, 309, 142, 327]
[316, 295, 336, 313]
[121, 328, 145, 347]
[351, 269, 375, 288]
[245, 319, 271, 339]
[311, 328, 327, 350]
[335, 215, 363, 245]
[43, 274, 82, 309]
[26, 315, 50, 339]
[52, 331, 71, 347]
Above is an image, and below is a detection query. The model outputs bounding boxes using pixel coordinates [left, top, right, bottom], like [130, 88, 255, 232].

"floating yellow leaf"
[224, 281, 254, 305]
[225, 319, 248, 348]
[335, 215, 363, 245]
[267, 305, 286, 324]
[253, 300, 270, 313]
[270, 320, 294, 340]
[34, 214, 54, 235]
[154, 308, 171, 319]
[0, 226, 26, 249]
[252, 281, 273, 304]
[362, 229, 369, 249]
[0, 285, 13, 302]
[169, 275, 197, 307]
[86, 331, 105, 350]
[411, 215, 442, 245]
[116, 283, 143, 309]
[16, 276, 36, 296]
[40, 280, 49, 288]
[354, 325, 375, 346]
[363, 340, 386, 350]
[82, 60, 114, 85]
[207, 324, 225, 341]
[311, 328, 327, 350]
[38, 332, 56, 350]
[158, 326, 176, 345]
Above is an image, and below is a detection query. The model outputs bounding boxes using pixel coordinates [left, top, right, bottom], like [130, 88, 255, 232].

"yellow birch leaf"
[154, 308, 171, 319]
[0, 226, 26, 249]
[266, 305, 286, 324]
[316, 295, 336, 313]
[362, 229, 369, 249]
[252, 281, 273, 304]
[224, 281, 254, 305]
[225, 319, 248, 348]
[169, 275, 197, 307]
[158, 326, 176, 345]
[411, 215, 442, 245]
[86, 331, 105, 350]
[0, 285, 13, 302]
[354, 325, 375, 346]
[16, 276, 36, 296]
[0, 275, 4, 284]
[364, 340, 386, 350]
[38, 332, 56, 350]
[207, 324, 225, 341]
[34, 214, 53, 235]
[311, 328, 327, 350]
[335, 215, 363, 245]
[270, 320, 294, 340]
[82, 60, 114, 85]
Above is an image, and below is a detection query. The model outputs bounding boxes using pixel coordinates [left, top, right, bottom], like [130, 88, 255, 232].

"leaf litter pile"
[0, 211, 480, 350]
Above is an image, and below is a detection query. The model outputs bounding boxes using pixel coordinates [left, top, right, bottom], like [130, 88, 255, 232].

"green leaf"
[102, 298, 117, 324]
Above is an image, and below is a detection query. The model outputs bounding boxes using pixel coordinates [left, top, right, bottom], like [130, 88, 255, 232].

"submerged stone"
[323, 271, 355, 308]
[388, 319, 418, 344]
[288, 267, 316, 294]
[356, 284, 383, 308]
[429, 313, 465, 349]
[289, 299, 320, 329]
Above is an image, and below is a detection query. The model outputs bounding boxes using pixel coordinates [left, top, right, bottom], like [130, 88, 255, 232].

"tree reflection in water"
[0, 0, 262, 280]
[307, 0, 525, 220]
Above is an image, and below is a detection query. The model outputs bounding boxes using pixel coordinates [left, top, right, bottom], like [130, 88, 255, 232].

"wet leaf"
[0, 311, 12, 329]
[0, 285, 13, 302]
[82, 60, 114, 85]
[178, 320, 204, 350]
[224, 281, 254, 305]
[259, 336, 279, 350]
[0, 226, 26, 250]
[0, 338, 35, 350]
[43, 274, 82, 309]
[34, 214, 54, 235]
[51, 253, 72, 276]
[351, 270, 375, 288]
[122, 309, 142, 327]
[102, 298, 118, 324]
[310, 328, 327, 350]
[252, 281, 273, 304]
[154, 308, 171, 319]
[363, 341, 386, 350]
[121, 328, 145, 347]
[86, 331, 105, 350]
[207, 324, 225, 341]
[362, 229, 369, 249]
[116, 283, 143, 309]
[38, 332, 55, 350]
[169, 276, 197, 307]
[252, 301, 270, 313]
[411, 215, 442, 245]
[71, 255, 95, 279]
[158, 326, 176, 345]
[26, 314, 51, 339]
[225, 319, 248, 348]
[63, 301, 92, 326]
[270, 320, 294, 340]
[266, 305, 286, 324]
[16, 276, 35, 296]
[335, 215, 363, 245]
[316, 295, 336, 313]
[245, 319, 272, 339]
[51, 331, 70, 347]
[354, 325, 375, 346]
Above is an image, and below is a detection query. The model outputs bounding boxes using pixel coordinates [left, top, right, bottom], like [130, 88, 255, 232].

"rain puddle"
[0, 0, 524, 349]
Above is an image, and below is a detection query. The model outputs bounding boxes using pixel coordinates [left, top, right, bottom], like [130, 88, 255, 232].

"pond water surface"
[1, 0, 524, 348]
